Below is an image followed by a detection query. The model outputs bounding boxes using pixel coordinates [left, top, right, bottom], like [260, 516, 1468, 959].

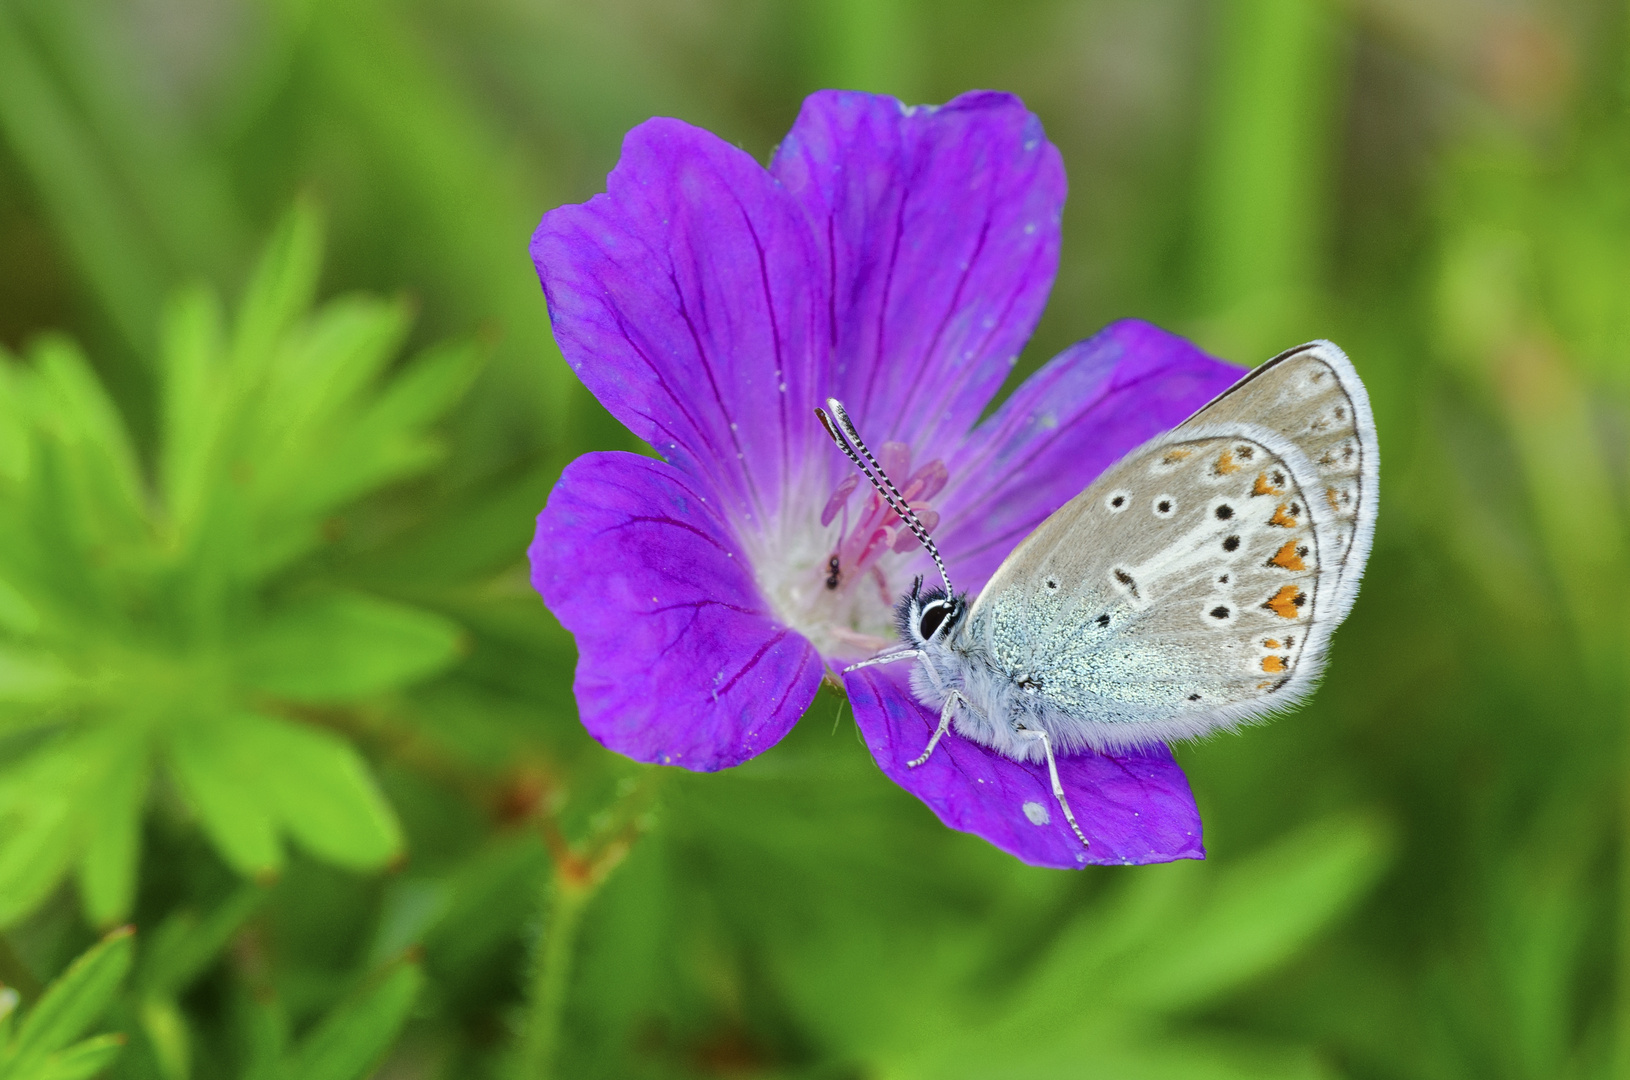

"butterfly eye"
[918, 600, 951, 640]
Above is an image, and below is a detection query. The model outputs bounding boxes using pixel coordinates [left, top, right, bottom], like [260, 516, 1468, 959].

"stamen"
[815, 400, 956, 598]
[821, 473, 858, 526]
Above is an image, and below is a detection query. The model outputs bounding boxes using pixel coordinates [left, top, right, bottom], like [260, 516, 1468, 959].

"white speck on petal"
[1022, 801, 1050, 826]
[1024, 222, 1037, 235]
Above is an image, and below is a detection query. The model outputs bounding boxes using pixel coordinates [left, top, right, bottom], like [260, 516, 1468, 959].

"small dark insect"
[825, 555, 841, 590]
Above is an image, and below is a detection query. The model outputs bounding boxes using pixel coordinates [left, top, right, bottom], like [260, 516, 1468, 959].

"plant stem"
[514, 872, 592, 1080]
[512, 770, 654, 1079]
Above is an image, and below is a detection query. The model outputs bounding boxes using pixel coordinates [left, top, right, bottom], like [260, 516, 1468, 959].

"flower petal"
[531, 452, 824, 771]
[531, 119, 823, 526]
[772, 90, 1065, 454]
[845, 667, 1204, 868]
[938, 319, 1244, 592]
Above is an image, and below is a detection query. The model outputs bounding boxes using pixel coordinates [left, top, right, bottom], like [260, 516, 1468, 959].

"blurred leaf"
[137, 885, 266, 1000]
[0, 728, 145, 928]
[274, 958, 422, 1080]
[13, 1033, 124, 1080]
[168, 711, 403, 877]
[0, 927, 132, 1080]
[240, 593, 462, 703]
[1112, 814, 1393, 1011]
[0, 203, 473, 925]
[240, 712, 404, 871]
[165, 714, 285, 880]
[0, 7, 168, 355]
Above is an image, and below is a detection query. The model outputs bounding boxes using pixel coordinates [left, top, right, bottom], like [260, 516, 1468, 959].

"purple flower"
[529, 90, 1242, 868]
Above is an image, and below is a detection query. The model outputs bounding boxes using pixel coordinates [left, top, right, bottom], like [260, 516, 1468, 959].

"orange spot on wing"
[1268, 541, 1306, 571]
[1161, 448, 1192, 464]
[1269, 503, 1298, 528]
[1214, 449, 1241, 475]
[1262, 655, 1286, 673]
[1263, 586, 1304, 619]
[1252, 472, 1281, 497]
[1263, 638, 1281, 649]
[1326, 486, 1343, 512]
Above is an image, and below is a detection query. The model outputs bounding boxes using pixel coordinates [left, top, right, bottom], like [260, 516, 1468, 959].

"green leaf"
[276, 960, 422, 1080]
[166, 711, 401, 876]
[0, 729, 143, 929]
[157, 284, 228, 546]
[138, 885, 265, 1000]
[27, 337, 147, 547]
[6, 927, 133, 1067]
[164, 716, 284, 879]
[1114, 813, 1393, 1011]
[232, 200, 324, 384]
[19, 1033, 126, 1080]
[137, 997, 188, 1080]
[240, 593, 462, 702]
[245, 713, 404, 871]
[74, 749, 148, 927]
[0, 648, 72, 707]
[288, 340, 481, 523]
[0, 8, 168, 355]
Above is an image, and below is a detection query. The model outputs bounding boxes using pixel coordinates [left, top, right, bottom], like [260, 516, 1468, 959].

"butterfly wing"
[963, 341, 1377, 751]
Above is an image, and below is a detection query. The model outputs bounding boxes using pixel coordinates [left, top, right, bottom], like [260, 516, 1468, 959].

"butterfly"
[816, 341, 1378, 848]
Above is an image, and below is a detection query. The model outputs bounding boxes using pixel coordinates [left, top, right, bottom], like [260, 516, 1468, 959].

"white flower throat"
[752, 440, 950, 663]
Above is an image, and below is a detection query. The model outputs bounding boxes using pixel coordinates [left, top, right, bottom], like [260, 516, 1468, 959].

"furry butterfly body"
[821, 341, 1376, 843]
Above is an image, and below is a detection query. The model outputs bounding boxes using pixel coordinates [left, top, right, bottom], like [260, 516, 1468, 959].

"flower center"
[753, 441, 948, 663]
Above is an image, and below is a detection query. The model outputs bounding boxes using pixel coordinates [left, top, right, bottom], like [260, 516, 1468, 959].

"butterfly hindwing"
[1179, 341, 1377, 619]
[962, 341, 1376, 751]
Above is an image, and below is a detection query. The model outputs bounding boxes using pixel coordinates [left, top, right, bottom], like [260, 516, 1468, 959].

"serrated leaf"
[277, 960, 422, 1080]
[7, 927, 133, 1066]
[240, 593, 461, 702]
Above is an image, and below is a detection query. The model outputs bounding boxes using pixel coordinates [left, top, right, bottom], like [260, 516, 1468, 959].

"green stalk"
[513, 872, 593, 1080]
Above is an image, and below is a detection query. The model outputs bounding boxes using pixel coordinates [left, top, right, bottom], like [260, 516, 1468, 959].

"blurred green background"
[0, 0, 1623, 1077]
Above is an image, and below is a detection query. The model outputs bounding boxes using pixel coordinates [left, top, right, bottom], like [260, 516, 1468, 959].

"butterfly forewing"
[962, 341, 1376, 750]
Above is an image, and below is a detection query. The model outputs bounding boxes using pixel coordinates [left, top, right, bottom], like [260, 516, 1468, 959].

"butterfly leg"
[908, 690, 965, 769]
[1016, 727, 1090, 850]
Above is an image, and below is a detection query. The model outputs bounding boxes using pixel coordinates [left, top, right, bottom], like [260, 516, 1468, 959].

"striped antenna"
[815, 399, 955, 597]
